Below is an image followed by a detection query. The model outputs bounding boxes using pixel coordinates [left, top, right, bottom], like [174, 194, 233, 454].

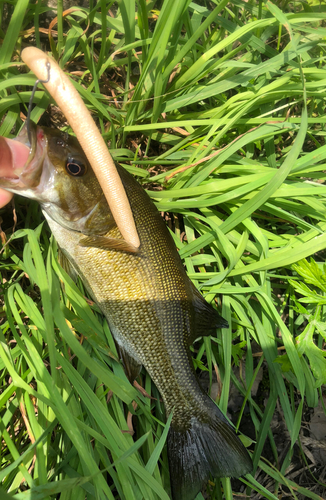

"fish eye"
[66, 158, 87, 176]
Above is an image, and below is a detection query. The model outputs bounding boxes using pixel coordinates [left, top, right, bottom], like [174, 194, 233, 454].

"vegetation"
[1, 0, 326, 498]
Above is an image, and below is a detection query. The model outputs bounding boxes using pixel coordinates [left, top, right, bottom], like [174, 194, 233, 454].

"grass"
[1, 0, 326, 498]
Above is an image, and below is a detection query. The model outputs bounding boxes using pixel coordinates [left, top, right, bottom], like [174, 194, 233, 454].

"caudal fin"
[167, 398, 252, 500]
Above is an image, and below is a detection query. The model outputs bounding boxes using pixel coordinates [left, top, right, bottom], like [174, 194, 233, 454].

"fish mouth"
[0, 125, 46, 192]
[0, 136, 31, 180]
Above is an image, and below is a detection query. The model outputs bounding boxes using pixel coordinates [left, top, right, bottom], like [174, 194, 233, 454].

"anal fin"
[117, 345, 142, 383]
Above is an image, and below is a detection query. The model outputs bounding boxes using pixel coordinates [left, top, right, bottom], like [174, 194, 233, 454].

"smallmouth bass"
[0, 125, 252, 500]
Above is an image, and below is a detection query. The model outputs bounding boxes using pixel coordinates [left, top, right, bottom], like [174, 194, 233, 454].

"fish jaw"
[0, 127, 48, 197]
[0, 137, 31, 180]
[0, 126, 112, 234]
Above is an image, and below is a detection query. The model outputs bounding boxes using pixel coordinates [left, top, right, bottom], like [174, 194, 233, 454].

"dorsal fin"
[190, 284, 228, 345]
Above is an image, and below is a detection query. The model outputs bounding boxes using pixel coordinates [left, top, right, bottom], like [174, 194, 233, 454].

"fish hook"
[26, 60, 51, 146]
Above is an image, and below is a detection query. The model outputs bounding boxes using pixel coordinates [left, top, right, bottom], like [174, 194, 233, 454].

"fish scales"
[47, 166, 198, 425]
[0, 125, 253, 500]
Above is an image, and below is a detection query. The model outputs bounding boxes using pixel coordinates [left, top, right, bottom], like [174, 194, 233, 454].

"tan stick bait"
[21, 47, 140, 249]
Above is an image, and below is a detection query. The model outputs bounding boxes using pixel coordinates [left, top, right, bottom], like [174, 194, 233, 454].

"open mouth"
[0, 136, 31, 181]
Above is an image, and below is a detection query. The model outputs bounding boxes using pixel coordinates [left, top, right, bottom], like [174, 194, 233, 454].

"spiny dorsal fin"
[79, 235, 139, 253]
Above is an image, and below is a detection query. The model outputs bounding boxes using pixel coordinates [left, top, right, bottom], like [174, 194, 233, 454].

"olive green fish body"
[0, 126, 252, 500]
[47, 165, 207, 424]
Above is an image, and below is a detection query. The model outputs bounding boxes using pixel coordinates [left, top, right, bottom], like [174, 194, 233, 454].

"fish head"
[0, 125, 113, 235]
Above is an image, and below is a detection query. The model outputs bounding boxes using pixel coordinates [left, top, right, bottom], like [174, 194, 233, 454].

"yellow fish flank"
[0, 125, 252, 500]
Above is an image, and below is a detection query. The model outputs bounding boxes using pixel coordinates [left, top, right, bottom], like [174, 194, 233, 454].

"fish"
[0, 124, 252, 500]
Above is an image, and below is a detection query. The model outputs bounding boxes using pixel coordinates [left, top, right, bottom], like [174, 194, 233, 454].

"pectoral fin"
[79, 235, 139, 253]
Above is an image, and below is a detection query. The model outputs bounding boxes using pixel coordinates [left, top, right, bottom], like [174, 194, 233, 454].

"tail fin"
[167, 398, 252, 500]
